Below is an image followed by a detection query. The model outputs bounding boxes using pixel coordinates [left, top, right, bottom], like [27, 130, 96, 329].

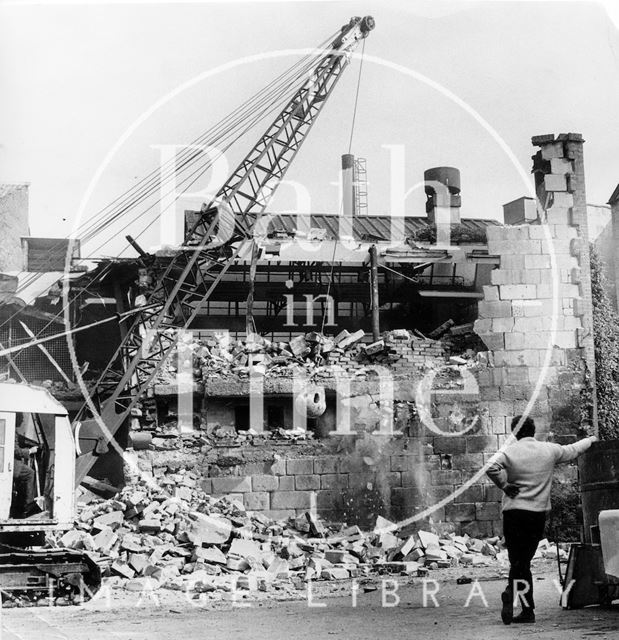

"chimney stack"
[0, 183, 29, 272]
[342, 153, 356, 218]
[503, 196, 537, 225]
[424, 166, 461, 226]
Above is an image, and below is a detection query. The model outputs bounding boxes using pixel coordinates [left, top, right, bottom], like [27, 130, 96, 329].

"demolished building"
[0, 133, 605, 537]
[85, 134, 600, 536]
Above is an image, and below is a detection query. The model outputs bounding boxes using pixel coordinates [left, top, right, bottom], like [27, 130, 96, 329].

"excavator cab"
[0, 382, 75, 538]
[0, 382, 101, 605]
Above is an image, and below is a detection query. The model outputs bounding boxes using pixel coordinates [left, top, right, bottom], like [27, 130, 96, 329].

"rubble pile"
[141, 421, 316, 453]
[53, 470, 559, 597]
[153, 328, 458, 388]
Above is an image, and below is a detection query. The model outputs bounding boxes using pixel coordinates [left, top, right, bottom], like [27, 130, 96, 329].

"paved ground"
[1, 565, 617, 640]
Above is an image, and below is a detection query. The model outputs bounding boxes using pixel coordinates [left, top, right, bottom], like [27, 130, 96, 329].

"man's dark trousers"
[13, 460, 35, 516]
[503, 509, 546, 610]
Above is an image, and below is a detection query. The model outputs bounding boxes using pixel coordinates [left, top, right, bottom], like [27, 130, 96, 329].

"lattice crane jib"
[75, 16, 374, 484]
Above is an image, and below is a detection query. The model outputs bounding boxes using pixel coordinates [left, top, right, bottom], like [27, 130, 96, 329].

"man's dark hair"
[511, 415, 535, 439]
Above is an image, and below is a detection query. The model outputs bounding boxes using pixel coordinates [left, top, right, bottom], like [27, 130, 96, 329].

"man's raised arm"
[554, 435, 597, 463]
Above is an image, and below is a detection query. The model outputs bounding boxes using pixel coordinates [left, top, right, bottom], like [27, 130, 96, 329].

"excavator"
[0, 16, 375, 604]
[0, 382, 101, 604]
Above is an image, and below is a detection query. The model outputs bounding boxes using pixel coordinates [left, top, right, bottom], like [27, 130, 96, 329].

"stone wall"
[473, 133, 593, 439]
[142, 422, 502, 537]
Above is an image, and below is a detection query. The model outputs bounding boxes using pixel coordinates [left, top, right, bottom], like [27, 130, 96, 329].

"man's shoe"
[512, 610, 536, 624]
[501, 589, 513, 625]
[23, 503, 42, 518]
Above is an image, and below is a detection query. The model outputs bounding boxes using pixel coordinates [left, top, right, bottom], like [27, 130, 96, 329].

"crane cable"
[1, 72, 309, 344]
[318, 38, 367, 343]
[76, 51, 328, 247]
[347, 38, 366, 155]
[0, 34, 342, 352]
[8, 36, 337, 298]
[0, 40, 334, 334]
[0, 305, 157, 360]
[112, 62, 323, 257]
[71, 34, 337, 245]
[79, 51, 327, 246]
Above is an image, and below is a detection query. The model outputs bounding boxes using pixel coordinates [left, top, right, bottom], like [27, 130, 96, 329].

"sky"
[1, 0, 618, 258]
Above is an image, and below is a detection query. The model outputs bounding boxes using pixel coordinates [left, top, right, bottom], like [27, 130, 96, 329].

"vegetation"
[547, 478, 582, 542]
[590, 245, 619, 440]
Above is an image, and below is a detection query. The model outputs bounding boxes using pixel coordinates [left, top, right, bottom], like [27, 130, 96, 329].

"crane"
[0, 16, 374, 605]
[74, 16, 375, 485]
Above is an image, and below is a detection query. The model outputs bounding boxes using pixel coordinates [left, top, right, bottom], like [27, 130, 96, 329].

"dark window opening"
[234, 405, 249, 431]
[267, 405, 285, 430]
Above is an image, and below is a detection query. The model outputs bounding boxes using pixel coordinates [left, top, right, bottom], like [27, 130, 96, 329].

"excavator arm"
[75, 16, 374, 485]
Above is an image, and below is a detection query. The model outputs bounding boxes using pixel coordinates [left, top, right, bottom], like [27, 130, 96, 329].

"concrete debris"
[187, 512, 232, 546]
[417, 530, 440, 550]
[125, 577, 160, 592]
[364, 340, 386, 356]
[428, 319, 455, 339]
[122, 324, 486, 439]
[52, 467, 549, 596]
[373, 515, 396, 533]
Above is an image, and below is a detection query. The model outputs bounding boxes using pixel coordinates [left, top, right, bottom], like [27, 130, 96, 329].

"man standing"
[486, 415, 596, 625]
[13, 442, 37, 518]
[11, 412, 39, 518]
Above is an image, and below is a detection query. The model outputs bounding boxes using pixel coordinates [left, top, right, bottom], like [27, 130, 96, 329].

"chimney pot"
[424, 166, 461, 225]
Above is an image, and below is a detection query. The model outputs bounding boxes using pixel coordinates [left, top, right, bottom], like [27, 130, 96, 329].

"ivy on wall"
[590, 245, 619, 440]
[547, 478, 582, 542]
